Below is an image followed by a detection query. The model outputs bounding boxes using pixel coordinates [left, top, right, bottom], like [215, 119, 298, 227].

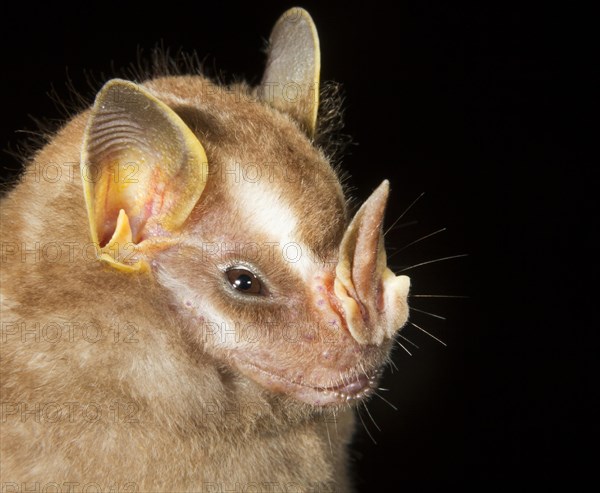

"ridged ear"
[80, 79, 208, 272]
[258, 7, 320, 137]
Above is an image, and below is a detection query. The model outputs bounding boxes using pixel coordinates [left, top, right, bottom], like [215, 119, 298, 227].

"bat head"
[80, 8, 410, 407]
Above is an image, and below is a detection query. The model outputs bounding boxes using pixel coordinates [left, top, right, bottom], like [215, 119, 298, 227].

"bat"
[0, 8, 410, 492]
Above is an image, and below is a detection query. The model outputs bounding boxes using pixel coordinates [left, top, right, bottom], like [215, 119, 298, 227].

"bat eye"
[226, 268, 263, 295]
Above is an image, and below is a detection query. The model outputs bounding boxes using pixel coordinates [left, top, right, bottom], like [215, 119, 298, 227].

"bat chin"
[234, 357, 384, 407]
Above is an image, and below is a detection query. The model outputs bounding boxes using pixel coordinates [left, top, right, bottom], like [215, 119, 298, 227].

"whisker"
[324, 414, 333, 455]
[410, 322, 447, 346]
[362, 402, 381, 432]
[396, 341, 412, 356]
[332, 408, 338, 436]
[388, 357, 399, 373]
[389, 219, 419, 230]
[388, 227, 447, 260]
[340, 370, 347, 383]
[397, 254, 469, 273]
[398, 333, 419, 349]
[384, 192, 425, 237]
[357, 408, 377, 444]
[410, 306, 446, 320]
[410, 294, 469, 299]
[374, 391, 398, 411]
[377, 388, 390, 392]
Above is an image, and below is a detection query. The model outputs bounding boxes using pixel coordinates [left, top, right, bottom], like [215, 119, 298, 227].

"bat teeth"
[329, 372, 379, 404]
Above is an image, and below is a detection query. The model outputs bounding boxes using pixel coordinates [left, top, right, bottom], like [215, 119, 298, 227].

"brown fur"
[0, 9, 408, 493]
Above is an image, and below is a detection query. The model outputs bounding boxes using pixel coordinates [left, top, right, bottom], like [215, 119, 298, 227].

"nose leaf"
[334, 180, 410, 345]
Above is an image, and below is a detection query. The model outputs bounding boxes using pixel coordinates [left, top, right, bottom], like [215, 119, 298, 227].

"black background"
[0, 1, 593, 490]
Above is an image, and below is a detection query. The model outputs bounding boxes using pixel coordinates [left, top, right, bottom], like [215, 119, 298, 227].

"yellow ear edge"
[280, 7, 321, 136]
[302, 8, 321, 136]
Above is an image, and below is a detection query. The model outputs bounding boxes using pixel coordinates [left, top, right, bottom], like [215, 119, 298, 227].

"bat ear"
[80, 79, 208, 272]
[258, 7, 320, 137]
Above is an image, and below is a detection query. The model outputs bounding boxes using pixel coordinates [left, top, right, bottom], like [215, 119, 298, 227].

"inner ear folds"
[258, 7, 320, 137]
[80, 79, 208, 269]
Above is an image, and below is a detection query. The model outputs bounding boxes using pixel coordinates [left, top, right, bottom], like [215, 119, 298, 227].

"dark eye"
[226, 268, 263, 295]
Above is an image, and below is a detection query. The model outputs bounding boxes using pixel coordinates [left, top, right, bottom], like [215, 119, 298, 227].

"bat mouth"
[312, 372, 380, 404]
[235, 358, 383, 407]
